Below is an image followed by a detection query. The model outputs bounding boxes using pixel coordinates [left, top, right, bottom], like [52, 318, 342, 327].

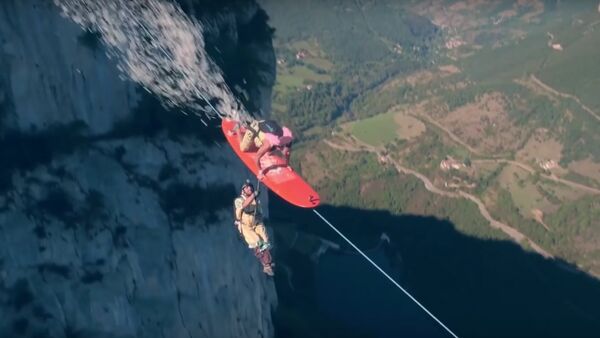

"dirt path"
[473, 159, 600, 195]
[324, 138, 554, 259]
[530, 74, 600, 122]
[411, 112, 600, 195]
[323, 139, 364, 152]
[413, 113, 489, 156]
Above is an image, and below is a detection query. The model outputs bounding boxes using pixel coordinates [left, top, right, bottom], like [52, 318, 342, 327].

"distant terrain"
[260, 0, 600, 277]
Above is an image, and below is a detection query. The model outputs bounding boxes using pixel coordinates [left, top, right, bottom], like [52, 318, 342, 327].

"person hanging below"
[233, 180, 275, 276]
[233, 119, 293, 179]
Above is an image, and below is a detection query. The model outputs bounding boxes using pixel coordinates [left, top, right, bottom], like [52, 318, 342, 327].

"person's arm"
[282, 146, 291, 164]
[241, 193, 257, 209]
[234, 198, 243, 221]
[255, 140, 272, 170]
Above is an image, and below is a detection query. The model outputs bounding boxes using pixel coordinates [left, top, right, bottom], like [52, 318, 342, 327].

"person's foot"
[263, 264, 274, 276]
[258, 241, 272, 252]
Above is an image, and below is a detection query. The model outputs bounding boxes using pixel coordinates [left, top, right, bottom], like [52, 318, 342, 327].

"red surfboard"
[222, 118, 320, 208]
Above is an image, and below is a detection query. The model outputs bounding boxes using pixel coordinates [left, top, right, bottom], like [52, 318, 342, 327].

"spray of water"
[54, 0, 250, 123]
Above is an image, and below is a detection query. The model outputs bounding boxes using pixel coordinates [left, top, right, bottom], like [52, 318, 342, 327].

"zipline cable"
[312, 209, 459, 338]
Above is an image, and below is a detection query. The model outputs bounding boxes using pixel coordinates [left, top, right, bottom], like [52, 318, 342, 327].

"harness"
[238, 182, 262, 220]
[241, 199, 258, 215]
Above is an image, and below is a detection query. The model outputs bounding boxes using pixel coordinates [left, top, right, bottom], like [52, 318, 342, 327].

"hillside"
[261, 0, 600, 276]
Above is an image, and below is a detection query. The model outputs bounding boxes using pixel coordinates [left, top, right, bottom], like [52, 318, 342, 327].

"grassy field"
[346, 108, 427, 147]
[535, 10, 600, 110]
[276, 72, 305, 88]
[348, 111, 399, 147]
[393, 112, 427, 140]
[289, 40, 335, 70]
[277, 65, 331, 87]
[515, 130, 563, 166]
[538, 178, 588, 207]
[304, 57, 334, 71]
[292, 65, 331, 82]
[273, 39, 334, 96]
[569, 159, 600, 184]
[497, 164, 547, 218]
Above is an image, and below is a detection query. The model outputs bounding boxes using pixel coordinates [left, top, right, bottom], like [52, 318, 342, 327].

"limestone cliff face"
[0, 1, 276, 337]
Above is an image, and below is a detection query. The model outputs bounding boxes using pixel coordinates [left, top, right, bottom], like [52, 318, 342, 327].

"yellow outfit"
[234, 194, 269, 249]
[239, 120, 266, 152]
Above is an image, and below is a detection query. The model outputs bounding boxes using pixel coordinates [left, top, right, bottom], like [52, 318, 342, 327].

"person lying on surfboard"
[223, 117, 320, 208]
[235, 119, 293, 179]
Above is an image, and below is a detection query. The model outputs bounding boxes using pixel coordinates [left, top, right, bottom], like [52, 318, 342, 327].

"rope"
[253, 178, 261, 224]
[312, 209, 459, 338]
